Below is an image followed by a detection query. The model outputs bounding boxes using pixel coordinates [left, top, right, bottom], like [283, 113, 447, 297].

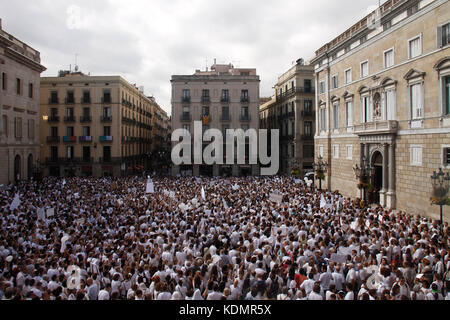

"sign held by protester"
[269, 193, 283, 204]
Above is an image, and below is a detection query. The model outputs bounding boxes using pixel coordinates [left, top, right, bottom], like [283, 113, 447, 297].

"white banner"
[146, 179, 154, 194]
[37, 208, 46, 220]
[269, 193, 283, 204]
[10, 194, 20, 211]
[46, 208, 55, 218]
[201, 187, 206, 201]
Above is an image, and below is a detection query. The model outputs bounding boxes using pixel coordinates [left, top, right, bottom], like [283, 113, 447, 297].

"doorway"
[14, 155, 21, 182]
[371, 151, 383, 205]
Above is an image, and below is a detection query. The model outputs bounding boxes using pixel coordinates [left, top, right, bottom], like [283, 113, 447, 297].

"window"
[361, 95, 371, 123]
[182, 89, 190, 100]
[408, 35, 422, 59]
[361, 61, 369, 78]
[82, 90, 90, 103]
[103, 146, 111, 162]
[407, 3, 418, 16]
[2, 115, 7, 137]
[103, 107, 111, 118]
[182, 106, 190, 118]
[439, 23, 450, 47]
[221, 89, 229, 101]
[16, 78, 21, 95]
[222, 106, 230, 120]
[410, 83, 423, 119]
[50, 146, 58, 161]
[333, 145, 339, 159]
[445, 76, 450, 115]
[319, 81, 325, 94]
[28, 119, 35, 139]
[1, 73, 6, 90]
[66, 91, 75, 103]
[320, 107, 327, 131]
[443, 147, 450, 168]
[410, 145, 422, 166]
[345, 101, 353, 127]
[346, 145, 353, 160]
[67, 126, 74, 137]
[82, 126, 91, 136]
[51, 127, 58, 137]
[103, 126, 111, 136]
[103, 90, 111, 103]
[50, 91, 58, 104]
[83, 107, 90, 117]
[332, 75, 338, 89]
[66, 107, 74, 117]
[303, 145, 314, 158]
[345, 69, 352, 84]
[67, 146, 74, 160]
[333, 104, 339, 129]
[241, 90, 249, 102]
[304, 100, 313, 114]
[241, 106, 249, 120]
[384, 48, 394, 68]
[83, 147, 91, 161]
[202, 106, 210, 116]
[14, 117, 22, 138]
[385, 90, 396, 120]
[304, 79, 312, 93]
[28, 83, 33, 98]
[304, 121, 312, 136]
[319, 145, 324, 158]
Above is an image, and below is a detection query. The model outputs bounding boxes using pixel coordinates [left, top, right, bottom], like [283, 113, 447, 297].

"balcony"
[46, 136, 60, 143]
[201, 96, 210, 103]
[63, 136, 77, 143]
[80, 116, 92, 123]
[47, 116, 60, 123]
[276, 86, 315, 102]
[221, 97, 230, 103]
[241, 97, 249, 103]
[302, 134, 314, 141]
[48, 97, 59, 104]
[221, 114, 231, 122]
[354, 120, 399, 136]
[180, 114, 192, 122]
[64, 116, 76, 123]
[182, 96, 191, 103]
[240, 115, 251, 122]
[79, 136, 93, 143]
[100, 136, 113, 142]
[101, 116, 113, 122]
[302, 110, 315, 118]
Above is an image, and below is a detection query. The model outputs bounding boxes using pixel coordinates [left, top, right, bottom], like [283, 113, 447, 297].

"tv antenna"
[74, 53, 79, 72]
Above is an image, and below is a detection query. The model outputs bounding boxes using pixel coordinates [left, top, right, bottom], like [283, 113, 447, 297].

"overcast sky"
[1, 0, 379, 115]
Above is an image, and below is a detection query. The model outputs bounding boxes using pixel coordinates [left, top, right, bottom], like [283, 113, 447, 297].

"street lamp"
[353, 156, 375, 207]
[430, 168, 450, 228]
[313, 155, 328, 190]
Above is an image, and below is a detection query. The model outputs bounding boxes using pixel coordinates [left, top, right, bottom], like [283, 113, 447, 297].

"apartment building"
[150, 104, 171, 170]
[40, 71, 155, 177]
[0, 19, 46, 185]
[311, 0, 450, 221]
[260, 59, 315, 176]
[171, 62, 260, 176]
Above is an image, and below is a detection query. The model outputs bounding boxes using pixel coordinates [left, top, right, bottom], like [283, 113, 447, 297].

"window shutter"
[360, 98, 364, 123]
[437, 26, 443, 48]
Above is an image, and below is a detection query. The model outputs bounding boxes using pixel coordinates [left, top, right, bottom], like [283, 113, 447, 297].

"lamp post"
[353, 156, 375, 207]
[313, 155, 328, 191]
[430, 168, 450, 229]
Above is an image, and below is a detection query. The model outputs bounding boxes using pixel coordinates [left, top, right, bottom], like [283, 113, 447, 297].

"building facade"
[150, 104, 171, 172]
[0, 19, 46, 185]
[171, 62, 260, 176]
[311, 0, 450, 221]
[40, 71, 157, 177]
[260, 59, 315, 176]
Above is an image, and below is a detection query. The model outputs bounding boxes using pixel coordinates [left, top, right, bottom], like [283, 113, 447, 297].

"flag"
[201, 187, 206, 201]
[10, 194, 20, 210]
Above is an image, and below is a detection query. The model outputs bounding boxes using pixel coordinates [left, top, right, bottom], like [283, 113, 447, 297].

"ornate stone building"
[311, 0, 450, 221]
[0, 19, 46, 185]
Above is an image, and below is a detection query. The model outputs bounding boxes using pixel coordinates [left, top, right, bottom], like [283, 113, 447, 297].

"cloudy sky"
[1, 0, 378, 115]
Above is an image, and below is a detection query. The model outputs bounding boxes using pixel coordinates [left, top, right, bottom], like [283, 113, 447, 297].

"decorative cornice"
[4, 47, 46, 73]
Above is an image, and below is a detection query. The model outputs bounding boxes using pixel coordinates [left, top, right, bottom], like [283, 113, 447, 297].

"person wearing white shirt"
[308, 284, 323, 300]
[300, 273, 315, 295]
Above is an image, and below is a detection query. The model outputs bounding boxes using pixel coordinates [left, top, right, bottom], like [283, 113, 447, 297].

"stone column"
[380, 143, 389, 207]
[387, 143, 396, 209]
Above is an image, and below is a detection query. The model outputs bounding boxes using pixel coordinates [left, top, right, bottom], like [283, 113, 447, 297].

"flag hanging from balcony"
[202, 114, 210, 125]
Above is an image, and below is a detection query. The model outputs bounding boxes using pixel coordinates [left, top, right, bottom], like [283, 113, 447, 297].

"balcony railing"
[354, 120, 399, 135]
[240, 115, 251, 122]
[48, 97, 59, 104]
[221, 97, 230, 103]
[46, 136, 60, 143]
[182, 96, 191, 103]
[80, 116, 92, 123]
[79, 136, 93, 143]
[276, 86, 315, 102]
[241, 97, 249, 103]
[221, 114, 231, 121]
[201, 96, 210, 103]
[63, 136, 77, 143]
[65, 97, 75, 104]
[302, 134, 314, 141]
[100, 136, 113, 142]
[64, 116, 76, 122]
[47, 116, 60, 123]
[101, 116, 113, 122]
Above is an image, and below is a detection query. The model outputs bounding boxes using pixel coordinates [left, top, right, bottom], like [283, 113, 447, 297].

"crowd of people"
[0, 175, 449, 300]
